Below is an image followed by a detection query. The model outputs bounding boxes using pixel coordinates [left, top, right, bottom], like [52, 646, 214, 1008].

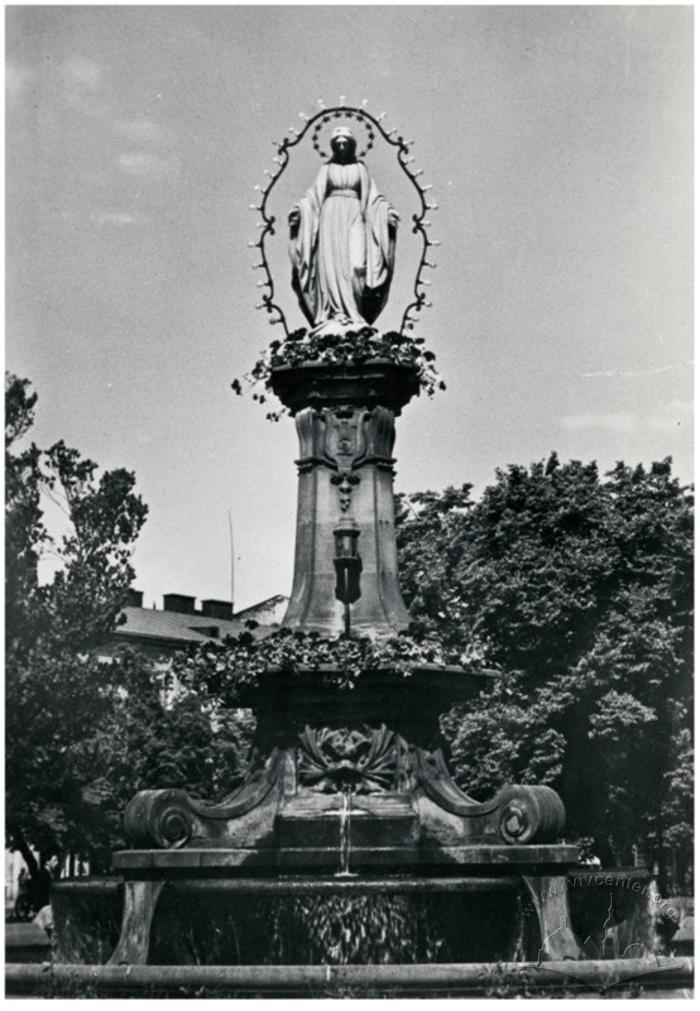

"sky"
[6, 5, 693, 613]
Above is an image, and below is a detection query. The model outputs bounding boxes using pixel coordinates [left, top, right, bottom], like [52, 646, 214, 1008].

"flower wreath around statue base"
[178, 624, 474, 701]
[232, 328, 445, 421]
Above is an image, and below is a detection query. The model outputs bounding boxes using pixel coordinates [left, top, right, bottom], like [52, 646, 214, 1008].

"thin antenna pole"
[228, 509, 235, 613]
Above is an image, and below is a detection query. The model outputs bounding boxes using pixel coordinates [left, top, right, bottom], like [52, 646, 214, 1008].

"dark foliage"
[396, 452, 693, 888]
[175, 623, 463, 699]
[5, 373, 254, 873]
[5, 374, 146, 870]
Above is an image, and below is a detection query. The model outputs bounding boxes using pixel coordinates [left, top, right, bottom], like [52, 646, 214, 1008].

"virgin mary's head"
[330, 127, 357, 164]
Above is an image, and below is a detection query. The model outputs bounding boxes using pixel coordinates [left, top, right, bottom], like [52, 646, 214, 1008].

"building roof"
[234, 594, 288, 620]
[116, 606, 248, 644]
[112, 594, 288, 652]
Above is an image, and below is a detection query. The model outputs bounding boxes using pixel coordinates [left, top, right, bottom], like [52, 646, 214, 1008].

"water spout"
[336, 790, 357, 878]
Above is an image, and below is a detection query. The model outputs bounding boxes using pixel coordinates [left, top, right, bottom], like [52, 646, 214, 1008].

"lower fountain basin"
[53, 874, 526, 966]
[52, 865, 664, 969]
[154, 878, 524, 966]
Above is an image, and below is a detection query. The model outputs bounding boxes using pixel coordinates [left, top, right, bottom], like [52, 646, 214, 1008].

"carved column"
[284, 403, 409, 636]
[269, 361, 420, 638]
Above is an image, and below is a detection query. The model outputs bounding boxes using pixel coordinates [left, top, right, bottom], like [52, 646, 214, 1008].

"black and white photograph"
[5, 3, 693, 999]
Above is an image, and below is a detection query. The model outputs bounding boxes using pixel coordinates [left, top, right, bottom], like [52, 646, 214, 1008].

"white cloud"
[668, 398, 693, 413]
[61, 56, 107, 117]
[561, 400, 692, 435]
[63, 56, 102, 90]
[648, 399, 693, 432]
[559, 412, 638, 433]
[117, 151, 173, 179]
[90, 211, 145, 228]
[6, 62, 32, 104]
[114, 119, 173, 144]
[582, 362, 685, 380]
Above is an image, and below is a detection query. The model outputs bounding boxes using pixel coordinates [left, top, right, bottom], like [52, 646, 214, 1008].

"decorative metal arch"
[248, 103, 438, 338]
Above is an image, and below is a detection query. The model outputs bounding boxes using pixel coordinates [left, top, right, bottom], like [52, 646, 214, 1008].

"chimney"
[163, 593, 196, 615]
[201, 599, 233, 621]
[126, 588, 144, 608]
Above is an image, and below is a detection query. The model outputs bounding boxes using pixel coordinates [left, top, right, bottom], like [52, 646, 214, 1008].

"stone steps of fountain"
[112, 842, 579, 873]
[277, 792, 417, 852]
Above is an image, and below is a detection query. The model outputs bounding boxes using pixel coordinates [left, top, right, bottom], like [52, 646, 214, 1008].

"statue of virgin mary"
[288, 126, 398, 336]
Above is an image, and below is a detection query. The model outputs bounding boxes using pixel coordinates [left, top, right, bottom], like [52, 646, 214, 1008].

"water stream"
[336, 790, 356, 878]
[150, 887, 524, 966]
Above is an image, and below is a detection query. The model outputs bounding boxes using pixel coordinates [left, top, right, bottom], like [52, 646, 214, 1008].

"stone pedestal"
[270, 360, 419, 637]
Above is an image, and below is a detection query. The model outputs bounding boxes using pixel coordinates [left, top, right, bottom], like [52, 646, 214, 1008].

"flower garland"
[231, 328, 445, 421]
[177, 625, 465, 700]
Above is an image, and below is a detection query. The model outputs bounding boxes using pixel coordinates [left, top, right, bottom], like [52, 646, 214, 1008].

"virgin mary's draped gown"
[289, 161, 396, 335]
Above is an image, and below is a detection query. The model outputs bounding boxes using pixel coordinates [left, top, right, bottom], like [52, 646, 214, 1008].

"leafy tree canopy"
[396, 452, 693, 887]
[6, 374, 254, 877]
[68, 651, 255, 872]
[5, 374, 148, 871]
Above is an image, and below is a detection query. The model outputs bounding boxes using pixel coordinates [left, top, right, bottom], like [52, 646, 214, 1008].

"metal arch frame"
[249, 105, 438, 339]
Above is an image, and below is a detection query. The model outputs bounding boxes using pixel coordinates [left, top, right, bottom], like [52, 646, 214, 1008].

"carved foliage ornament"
[297, 724, 397, 793]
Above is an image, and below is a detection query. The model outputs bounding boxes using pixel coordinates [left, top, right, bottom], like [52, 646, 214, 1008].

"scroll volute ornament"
[496, 785, 566, 845]
[356, 406, 396, 467]
[123, 789, 194, 850]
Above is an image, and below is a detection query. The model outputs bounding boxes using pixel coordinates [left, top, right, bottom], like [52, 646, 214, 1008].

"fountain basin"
[53, 873, 526, 966]
[7, 957, 693, 998]
[51, 864, 670, 971]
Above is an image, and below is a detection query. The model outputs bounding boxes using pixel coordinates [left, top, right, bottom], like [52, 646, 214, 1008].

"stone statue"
[288, 126, 399, 336]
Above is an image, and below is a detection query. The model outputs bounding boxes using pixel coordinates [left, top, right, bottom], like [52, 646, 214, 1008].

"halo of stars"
[311, 108, 375, 161]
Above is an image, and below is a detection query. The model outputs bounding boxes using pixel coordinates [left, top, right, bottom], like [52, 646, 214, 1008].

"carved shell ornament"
[247, 98, 439, 338]
[297, 724, 398, 794]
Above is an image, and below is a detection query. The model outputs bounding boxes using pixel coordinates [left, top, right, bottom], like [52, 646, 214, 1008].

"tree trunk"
[16, 838, 38, 879]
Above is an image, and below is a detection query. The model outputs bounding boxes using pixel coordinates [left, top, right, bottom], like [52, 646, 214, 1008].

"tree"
[5, 373, 149, 877]
[396, 453, 693, 886]
[5, 375, 43, 649]
[6, 373, 256, 875]
[67, 648, 255, 871]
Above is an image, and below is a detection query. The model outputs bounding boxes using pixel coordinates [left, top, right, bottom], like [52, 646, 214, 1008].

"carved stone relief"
[295, 405, 396, 513]
[297, 724, 398, 793]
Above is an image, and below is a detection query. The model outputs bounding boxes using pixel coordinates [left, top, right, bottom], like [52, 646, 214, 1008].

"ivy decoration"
[233, 328, 446, 421]
[178, 624, 467, 700]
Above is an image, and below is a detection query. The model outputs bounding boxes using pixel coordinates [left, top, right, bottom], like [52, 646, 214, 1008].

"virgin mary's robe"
[289, 160, 396, 335]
